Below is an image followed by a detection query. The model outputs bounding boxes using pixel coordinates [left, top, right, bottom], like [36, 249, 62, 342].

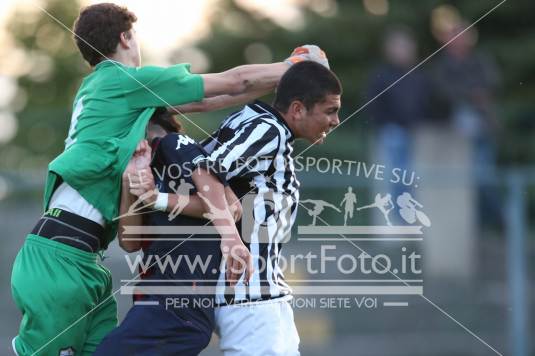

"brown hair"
[274, 61, 342, 113]
[150, 108, 184, 133]
[73, 3, 137, 66]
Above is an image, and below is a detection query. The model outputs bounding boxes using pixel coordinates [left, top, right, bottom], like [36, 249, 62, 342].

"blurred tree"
[188, 0, 437, 158]
[189, 0, 535, 164]
[3, 0, 86, 171]
[3, 0, 535, 168]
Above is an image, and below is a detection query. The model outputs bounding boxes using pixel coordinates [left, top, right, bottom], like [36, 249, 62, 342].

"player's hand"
[128, 173, 157, 205]
[221, 235, 253, 287]
[133, 139, 153, 170]
[123, 140, 152, 181]
[284, 45, 330, 69]
[123, 140, 156, 204]
[224, 186, 242, 222]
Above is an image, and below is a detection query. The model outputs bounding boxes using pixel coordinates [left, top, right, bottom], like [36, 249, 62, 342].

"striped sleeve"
[200, 130, 219, 153]
[207, 120, 282, 181]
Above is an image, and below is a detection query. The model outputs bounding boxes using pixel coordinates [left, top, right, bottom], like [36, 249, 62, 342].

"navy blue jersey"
[137, 133, 224, 331]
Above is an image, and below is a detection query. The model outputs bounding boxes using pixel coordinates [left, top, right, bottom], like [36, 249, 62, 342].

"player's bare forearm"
[224, 186, 242, 222]
[192, 168, 253, 283]
[172, 88, 269, 113]
[191, 169, 238, 234]
[138, 188, 241, 222]
[118, 180, 143, 252]
[196, 45, 329, 100]
[192, 170, 230, 213]
[167, 193, 206, 219]
[201, 63, 288, 98]
[164, 187, 242, 222]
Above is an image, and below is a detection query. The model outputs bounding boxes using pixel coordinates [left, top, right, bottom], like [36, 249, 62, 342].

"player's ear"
[288, 100, 306, 122]
[119, 31, 131, 49]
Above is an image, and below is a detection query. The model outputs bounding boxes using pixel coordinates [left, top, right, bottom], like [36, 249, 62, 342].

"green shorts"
[11, 234, 117, 356]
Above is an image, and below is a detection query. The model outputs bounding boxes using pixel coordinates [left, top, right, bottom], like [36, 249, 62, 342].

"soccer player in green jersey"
[10, 3, 329, 355]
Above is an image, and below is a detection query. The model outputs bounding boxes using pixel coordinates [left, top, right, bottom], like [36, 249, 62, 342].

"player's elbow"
[121, 245, 141, 253]
[119, 238, 141, 253]
[230, 71, 251, 95]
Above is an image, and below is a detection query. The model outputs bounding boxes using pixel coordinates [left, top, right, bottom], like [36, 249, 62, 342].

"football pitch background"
[1, 1, 534, 355]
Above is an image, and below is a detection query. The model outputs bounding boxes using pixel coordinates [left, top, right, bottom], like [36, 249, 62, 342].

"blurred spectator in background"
[367, 26, 431, 200]
[431, 21, 503, 229]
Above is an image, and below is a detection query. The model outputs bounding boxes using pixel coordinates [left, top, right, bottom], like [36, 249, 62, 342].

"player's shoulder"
[155, 133, 208, 166]
[223, 101, 279, 129]
[123, 64, 162, 76]
[158, 133, 198, 152]
[247, 101, 290, 134]
[117, 64, 170, 86]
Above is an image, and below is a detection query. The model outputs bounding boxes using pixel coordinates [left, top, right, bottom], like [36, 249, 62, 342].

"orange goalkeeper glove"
[284, 45, 330, 69]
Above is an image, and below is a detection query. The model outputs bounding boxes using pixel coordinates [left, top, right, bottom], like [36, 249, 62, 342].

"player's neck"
[280, 112, 300, 139]
[108, 51, 138, 67]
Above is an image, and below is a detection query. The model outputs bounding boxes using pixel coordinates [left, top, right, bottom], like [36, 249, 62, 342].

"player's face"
[300, 94, 341, 145]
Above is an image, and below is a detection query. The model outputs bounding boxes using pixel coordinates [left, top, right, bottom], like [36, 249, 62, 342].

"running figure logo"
[357, 193, 395, 226]
[301, 199, 341, 226]
[340, 186, 357, 225]
[167, 179, 195, 221]
[114, 178, 195, 222]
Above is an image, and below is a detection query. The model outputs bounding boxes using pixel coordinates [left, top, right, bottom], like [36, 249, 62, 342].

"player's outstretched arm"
[200, 62, 288, 98]
[171, 45, 330, 113]
[173, 88, 268, 113]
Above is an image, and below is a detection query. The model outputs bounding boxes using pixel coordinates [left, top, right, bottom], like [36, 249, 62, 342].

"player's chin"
[314, 132, 327, 145]
[305, 132, 327, 145]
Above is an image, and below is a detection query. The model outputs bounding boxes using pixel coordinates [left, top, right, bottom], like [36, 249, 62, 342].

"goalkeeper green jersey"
[43, 59, 204, 248]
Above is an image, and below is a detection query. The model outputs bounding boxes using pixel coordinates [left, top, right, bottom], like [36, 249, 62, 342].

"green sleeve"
[119, 63, 204, 108]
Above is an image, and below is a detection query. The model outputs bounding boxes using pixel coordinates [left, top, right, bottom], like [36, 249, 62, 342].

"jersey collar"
[94, 59, 125, 70]
[250, 100, 295, 140]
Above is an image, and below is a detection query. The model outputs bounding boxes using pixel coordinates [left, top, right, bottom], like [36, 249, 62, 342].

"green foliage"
[4, 0, 86, 170]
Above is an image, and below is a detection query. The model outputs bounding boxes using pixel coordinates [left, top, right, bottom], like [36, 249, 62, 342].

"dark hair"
[150, 108, 183, 133]
[273, 61, 342, 113]
[73, 3, 137, 66]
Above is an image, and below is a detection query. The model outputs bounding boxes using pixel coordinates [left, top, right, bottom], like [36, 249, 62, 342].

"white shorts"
[215, 296, 300, 356]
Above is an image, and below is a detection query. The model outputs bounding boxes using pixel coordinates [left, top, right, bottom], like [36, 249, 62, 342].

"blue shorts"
[94, 304, 212, 356]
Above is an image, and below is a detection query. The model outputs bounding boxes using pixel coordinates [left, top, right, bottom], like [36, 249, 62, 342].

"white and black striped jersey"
[202, 100, 300, 304]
